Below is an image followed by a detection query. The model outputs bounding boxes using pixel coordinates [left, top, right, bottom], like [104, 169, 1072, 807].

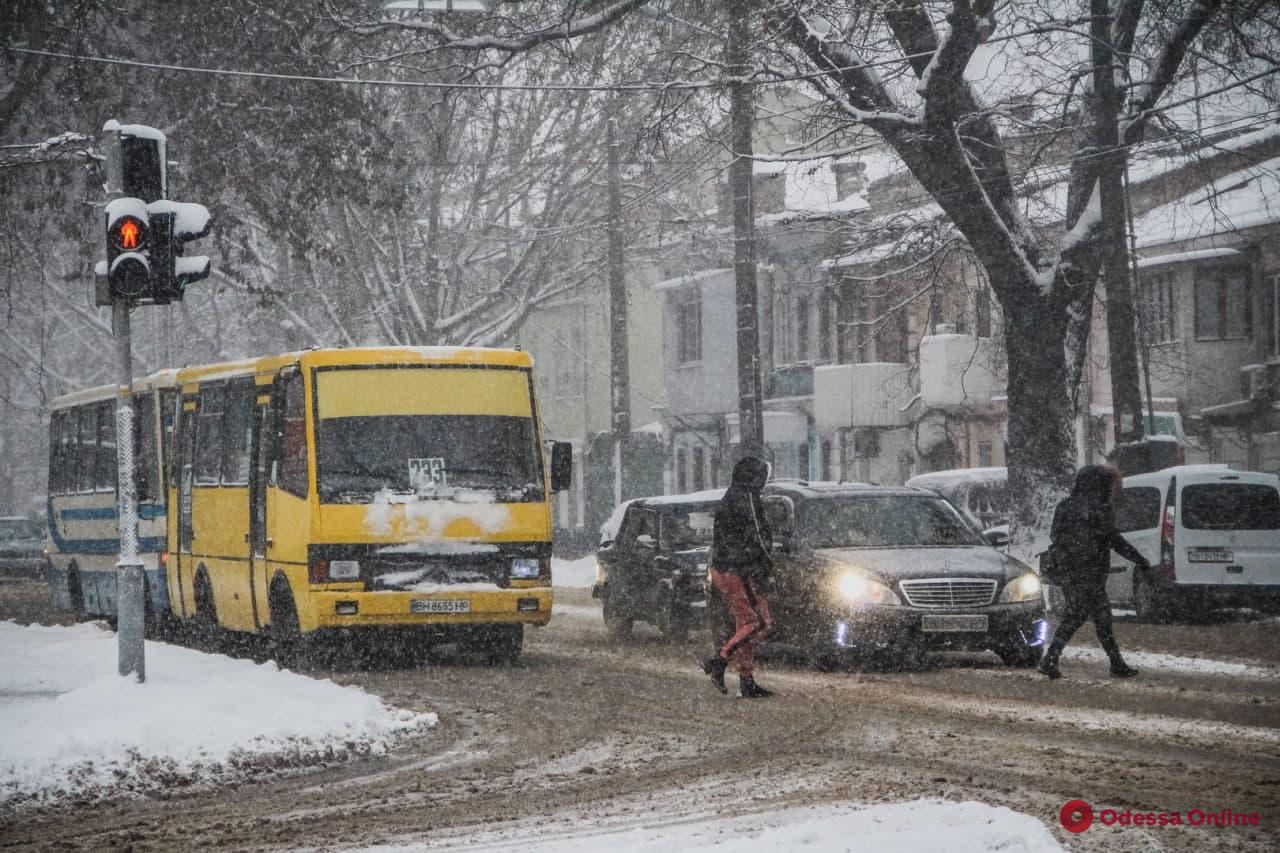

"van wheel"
[269, 583, 311, 670]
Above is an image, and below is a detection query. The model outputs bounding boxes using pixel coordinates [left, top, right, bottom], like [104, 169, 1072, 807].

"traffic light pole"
[113, 299, 146, 682]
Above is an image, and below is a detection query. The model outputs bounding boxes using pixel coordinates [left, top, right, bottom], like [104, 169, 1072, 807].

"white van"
[905, 467, 1009, 535]
[1112, 465, 1280, 620]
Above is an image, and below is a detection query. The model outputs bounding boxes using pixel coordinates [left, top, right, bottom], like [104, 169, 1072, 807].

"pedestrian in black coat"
[1039, 464, 1151, 679]
[702, 455, 776, 698]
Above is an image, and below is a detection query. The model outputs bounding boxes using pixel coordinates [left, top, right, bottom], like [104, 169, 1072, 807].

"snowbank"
[0, 621, 436, 805]
[359, 798, 1065, 852]
[553, 555, 598, 589]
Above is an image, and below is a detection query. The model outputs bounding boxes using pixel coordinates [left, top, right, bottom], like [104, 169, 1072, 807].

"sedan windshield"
[799, 496, 985, 549]
[317, 415, 540, 503]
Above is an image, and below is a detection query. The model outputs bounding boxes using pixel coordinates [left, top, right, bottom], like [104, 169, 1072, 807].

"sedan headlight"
[836, 571, 900, 606]
[999, 572, 1042, 603]
[511, 557, 540, 579]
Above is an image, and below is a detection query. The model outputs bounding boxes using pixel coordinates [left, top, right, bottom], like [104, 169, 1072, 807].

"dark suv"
[593, 492, 722, 641]
[709, 482, 1047, 669]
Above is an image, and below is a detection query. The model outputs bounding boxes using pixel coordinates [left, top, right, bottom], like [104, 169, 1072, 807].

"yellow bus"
[166, 346, 571, 664]
[46, 370, 178, 624]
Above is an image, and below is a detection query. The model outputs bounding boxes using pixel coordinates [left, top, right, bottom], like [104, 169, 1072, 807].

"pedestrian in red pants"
[702, 455, 776, 698]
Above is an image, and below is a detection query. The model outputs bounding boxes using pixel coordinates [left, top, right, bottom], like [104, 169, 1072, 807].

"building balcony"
[919, 329, 1003, 410]
[815, 362, 914, 431]
[765, 363, 815, 399]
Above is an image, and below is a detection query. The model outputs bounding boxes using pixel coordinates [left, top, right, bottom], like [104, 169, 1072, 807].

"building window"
[798, 442, 810, 480]
[677, 298, 702, 364]
[1268, 273, 1279, 357]
[1139, 271, 1177, 344]
[1195, 267, 1250, 340]
[693, 446, 706, 491]
[975, 287, 992, 338]
[978, 440, 993, 468]
[795, 295, 811, 362]
[818, 294, 833, 361]
[822, 439, 833, 480]
[675, 446, 688, 493]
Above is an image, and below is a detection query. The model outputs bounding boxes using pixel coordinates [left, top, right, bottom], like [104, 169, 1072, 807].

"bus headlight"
[329, 560, 360, 580]
[836, 572, 899, 606]
[999, 572, 1042, 603]
[511, 557, 540, 579]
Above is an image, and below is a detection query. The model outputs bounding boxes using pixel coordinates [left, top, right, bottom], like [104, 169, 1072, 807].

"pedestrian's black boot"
[702, 656, 728, 694]
[1038, 642, 1064, 680]
[738, 675, 775, 698]
[1109, 660, 1139, 678]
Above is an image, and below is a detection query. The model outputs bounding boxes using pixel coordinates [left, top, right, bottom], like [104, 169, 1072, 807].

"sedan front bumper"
[822, 601, 1046, 653]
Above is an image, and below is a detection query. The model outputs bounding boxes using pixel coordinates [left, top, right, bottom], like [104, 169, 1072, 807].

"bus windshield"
[314, 366, 542, 503]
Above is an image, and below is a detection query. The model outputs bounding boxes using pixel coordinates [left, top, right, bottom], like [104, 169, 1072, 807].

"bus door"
[248, 390, 272, 628]
[176, 395, 198, 616]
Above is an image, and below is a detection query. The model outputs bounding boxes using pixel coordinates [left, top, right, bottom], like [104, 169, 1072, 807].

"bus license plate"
[411, 599, 471, 614]
[921, 614, 988, 633]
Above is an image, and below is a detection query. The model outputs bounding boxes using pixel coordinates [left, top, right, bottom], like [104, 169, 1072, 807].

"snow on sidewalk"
[0, 620, 437, 805]
[1062, 645, 1278, 679]
[357, 799, 1066, 852]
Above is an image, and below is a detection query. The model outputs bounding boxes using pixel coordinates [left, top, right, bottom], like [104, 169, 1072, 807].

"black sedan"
[710, 482, 1048, 669]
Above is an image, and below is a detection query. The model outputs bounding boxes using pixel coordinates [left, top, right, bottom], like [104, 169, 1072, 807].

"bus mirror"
[550, 442, 573, 492]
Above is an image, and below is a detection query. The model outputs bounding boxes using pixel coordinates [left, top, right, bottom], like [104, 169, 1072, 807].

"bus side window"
[221, 381, 254, 486]
[48, 413, 65, 496]
[136, 393, 157, 503]
[96, 401, 117, 493]
[279, 372, 307, 497]
[195, 386, 225, 486]
[76, 405, 98, 494]
[161, 389, 177, 493]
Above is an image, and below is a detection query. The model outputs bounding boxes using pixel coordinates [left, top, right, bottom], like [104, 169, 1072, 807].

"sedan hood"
[809, 546, 1028, 583]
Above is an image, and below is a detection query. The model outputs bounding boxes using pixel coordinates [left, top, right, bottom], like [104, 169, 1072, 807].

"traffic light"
[147, 200, 212, 303]
[95, 121, 212, 306]
[102, 198, 151, 301]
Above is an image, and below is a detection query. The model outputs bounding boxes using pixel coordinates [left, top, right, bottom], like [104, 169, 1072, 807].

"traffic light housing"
[95, 121, 212, 306]
[101, 198, 152, 301]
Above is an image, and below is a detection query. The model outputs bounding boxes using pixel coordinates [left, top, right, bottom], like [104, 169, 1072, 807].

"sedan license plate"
[410, 599, 471, 614]
[921, 614, 988, 633]
[1188, 548, 1233, 563]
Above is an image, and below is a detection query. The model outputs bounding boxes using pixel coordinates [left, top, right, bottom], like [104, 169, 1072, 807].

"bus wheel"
[193, 572, 221, 650]
[269, 585, 311, 671]
[66, 565, 85, 620]
[482, 624, 523, 665]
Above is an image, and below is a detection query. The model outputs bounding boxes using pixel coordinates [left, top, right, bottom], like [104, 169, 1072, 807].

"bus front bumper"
[309, 586, 553, 629]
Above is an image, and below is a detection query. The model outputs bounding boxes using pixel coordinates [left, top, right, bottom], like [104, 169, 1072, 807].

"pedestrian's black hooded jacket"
[1050, 465, 1148, 584]
[711, 456, 773, 575]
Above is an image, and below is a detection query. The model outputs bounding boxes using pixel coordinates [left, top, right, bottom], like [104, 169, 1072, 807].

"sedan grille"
[899, 578, 997, 609]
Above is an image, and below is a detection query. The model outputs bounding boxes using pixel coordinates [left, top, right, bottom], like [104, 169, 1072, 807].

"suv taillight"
[1159, 479, 1177, 581]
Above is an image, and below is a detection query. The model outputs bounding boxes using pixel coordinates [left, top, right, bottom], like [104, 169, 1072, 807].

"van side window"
[1117, 487, 1162, 533]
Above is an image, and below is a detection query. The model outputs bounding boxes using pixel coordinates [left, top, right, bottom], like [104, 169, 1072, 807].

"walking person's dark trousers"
[1045, 580, 1122, 664]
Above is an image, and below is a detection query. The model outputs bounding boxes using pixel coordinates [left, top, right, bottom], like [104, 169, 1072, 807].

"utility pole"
[1092, 0, 1146, 468]
[607, 117, 631, 499]
[728, 0, 765, 460]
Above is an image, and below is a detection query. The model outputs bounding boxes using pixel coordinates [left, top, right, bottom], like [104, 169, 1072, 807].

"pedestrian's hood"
[809, 546, 1028, 583]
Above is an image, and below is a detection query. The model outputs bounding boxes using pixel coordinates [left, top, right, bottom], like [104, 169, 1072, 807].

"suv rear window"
[1181, 484, 1280, 530]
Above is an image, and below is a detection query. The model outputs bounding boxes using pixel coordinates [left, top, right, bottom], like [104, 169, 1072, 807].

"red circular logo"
[1060, 799, 1094, 833]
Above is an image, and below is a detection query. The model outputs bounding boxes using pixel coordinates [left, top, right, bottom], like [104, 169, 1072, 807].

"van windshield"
[1182, 484, 1280, 530]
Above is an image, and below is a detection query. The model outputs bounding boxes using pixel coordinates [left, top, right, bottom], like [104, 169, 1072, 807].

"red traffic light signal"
[109, 215, 148, 252]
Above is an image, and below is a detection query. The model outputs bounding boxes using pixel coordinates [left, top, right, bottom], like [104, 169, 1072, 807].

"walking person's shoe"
[702, 655, 728, 694]
[1038, 640, 1064, 680]
[1109, 661, 1140, 678]
[738, 674, 775, 698]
